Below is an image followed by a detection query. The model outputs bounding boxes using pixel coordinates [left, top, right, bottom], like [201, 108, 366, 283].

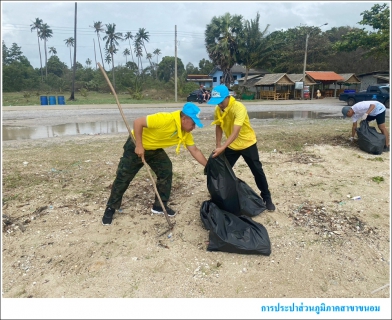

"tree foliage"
[332, 3, 390, 59]
[205, 12, 243, 86]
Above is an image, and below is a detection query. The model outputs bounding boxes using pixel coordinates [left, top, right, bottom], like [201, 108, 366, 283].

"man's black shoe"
[383, 145, 390, 152]
[265, 199, 276, 211]
[151, 204, 176, 217]
[102, 207, 115, 225]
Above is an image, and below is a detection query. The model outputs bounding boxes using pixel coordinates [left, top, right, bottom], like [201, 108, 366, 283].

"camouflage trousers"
[106, 137, 172, 209]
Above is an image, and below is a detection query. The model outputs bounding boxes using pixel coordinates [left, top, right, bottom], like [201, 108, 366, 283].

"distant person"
[102, 102, 208, 225]
[342, 101, 389, 152]
[207, 84, 276, 211]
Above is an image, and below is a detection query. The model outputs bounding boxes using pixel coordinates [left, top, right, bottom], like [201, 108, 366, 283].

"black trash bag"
[205, 153, 266, 217]
[205, 152, 240, 214]
[356, 120, 385, 155]
[237, 178, 266, 217]
[200, 200, 271, 256]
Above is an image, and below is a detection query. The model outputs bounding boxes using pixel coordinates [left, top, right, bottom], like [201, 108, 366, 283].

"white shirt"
[351, 101, 386, 123]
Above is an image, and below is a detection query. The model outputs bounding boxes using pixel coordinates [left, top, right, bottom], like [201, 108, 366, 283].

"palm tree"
[39, 23, 53, 78]
[30, 18, 44, 81]
[123, 48, 130, 64]
[86, 58, 92, 68]
[103, 23, 123, 89]
[104, 54, 112, 65]
[153, 48, 161, 64]
[90, 21, 105, 68]
[64, 37, 74, 68]
[153, 48, 161, 79]
[123, 31, 135, 65]
[133, 39, 144, 75]
[135, 28, 154, 71]
[238, 12, 276, 90]
[205, 13, 243, 87]
[48, 46, 57, 56]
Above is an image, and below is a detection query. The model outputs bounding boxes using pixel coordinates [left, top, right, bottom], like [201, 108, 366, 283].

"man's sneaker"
[102, 207, 115, 225]
[151, 204, 176, 217]
[383, 145, 390, 152]
[265, 199, 276, 211]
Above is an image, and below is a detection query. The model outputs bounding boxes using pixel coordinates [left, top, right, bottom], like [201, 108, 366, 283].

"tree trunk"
[36, 32, 43, 82]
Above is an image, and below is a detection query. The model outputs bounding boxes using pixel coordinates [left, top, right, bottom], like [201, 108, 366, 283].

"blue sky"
[1, 1, 388, 69]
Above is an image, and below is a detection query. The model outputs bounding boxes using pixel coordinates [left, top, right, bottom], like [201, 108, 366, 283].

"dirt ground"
[1, 101, 391, 319]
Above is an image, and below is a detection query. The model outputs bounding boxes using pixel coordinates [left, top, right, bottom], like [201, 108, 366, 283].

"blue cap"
[182, 102, 203, 128]
[342, 106, 351, 118]
[207, 85, 229, 105]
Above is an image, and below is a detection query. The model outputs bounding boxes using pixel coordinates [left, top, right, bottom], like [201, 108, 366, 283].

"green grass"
[2, 90, 187, 107]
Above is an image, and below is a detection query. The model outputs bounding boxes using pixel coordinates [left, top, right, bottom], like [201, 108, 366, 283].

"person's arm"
[351, 122, 358, 139]
[133, 117, 147, 159]
[215, 125, 223, 148]
[187, 145, 208, 166]
[362, 103, 376, 119]
[212, 125, 241, 158]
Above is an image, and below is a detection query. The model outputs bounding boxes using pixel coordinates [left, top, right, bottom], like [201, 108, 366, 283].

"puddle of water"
[2, 111, 339, 141]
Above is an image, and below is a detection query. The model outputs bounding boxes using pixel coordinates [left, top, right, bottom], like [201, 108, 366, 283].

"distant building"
[356, 71, 389, 90]
[186, 74, 213, 88]
[208, 64, 269, 88]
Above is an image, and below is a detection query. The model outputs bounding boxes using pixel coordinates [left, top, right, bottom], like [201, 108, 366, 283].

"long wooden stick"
[97, 63, 174, 229]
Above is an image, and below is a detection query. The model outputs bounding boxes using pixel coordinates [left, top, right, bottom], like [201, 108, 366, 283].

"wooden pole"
[97, 62, 174, 229]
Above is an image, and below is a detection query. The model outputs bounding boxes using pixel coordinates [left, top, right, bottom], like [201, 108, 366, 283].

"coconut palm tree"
[153, 48, 161, 64]
[86, 58, 92, 68]
[123, 31, 135, 65]
[39, 23, 53, 79]
[90, 21, 105, 68]
[133, 39, 144, 75]
[153, 48, 161, 79]
[48, 46, 57, 56]
[123, 48, 130, 64]
[30, 18, 44, 81]
[64, 37, 74, 68]
[103, 23, 123, 89]
[135, 28, 154, 71]
[205, 13, 243, 87]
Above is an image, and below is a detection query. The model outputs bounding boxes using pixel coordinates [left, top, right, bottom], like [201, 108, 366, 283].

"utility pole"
[301, 23, 328, 100]
[175, 25, 177, 102]
[301, 33, 309, 100]
[69, 2, 77, 100]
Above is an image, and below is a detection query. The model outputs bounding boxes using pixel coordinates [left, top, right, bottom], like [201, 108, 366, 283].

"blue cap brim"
[207, 97, 225, 105]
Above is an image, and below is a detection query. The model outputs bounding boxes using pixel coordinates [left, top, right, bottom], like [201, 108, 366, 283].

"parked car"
[339, 84, 389, 108]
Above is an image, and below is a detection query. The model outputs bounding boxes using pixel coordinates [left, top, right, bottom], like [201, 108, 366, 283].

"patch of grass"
[2, 90, 188, 107]
[368, 157, 384, 162]
[372, 176, 384, 183]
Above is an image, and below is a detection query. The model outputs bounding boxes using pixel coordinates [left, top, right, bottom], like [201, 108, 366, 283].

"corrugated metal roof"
[338, 73, 361, 84]
[254, 73, 294, 86]
[306, 71, 344, 81]
[238, 76, 264, 87]
[287, 74, 317, 85]
[237, 74, 262, 81]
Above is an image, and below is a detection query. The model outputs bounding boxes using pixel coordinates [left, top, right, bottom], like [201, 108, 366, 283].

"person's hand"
[349, 137, 354, 142]
[362, 113, 368, 120]
[212, 146, 225, 158]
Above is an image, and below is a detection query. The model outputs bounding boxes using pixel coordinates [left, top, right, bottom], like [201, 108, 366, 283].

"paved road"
[3, 98, 355, 128]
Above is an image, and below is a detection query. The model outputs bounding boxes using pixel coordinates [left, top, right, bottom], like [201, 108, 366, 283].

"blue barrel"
[57, 96, 65, 105]
[49, 96, 56, 105]
[40, 96, 48, 105]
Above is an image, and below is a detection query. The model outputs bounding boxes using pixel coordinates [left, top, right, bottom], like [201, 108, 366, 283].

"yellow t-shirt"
[212, 97, 256, 150]
[132, 111, 195, 153]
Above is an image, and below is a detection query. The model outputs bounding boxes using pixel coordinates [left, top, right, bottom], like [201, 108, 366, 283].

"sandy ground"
[1, 99, 391, 319]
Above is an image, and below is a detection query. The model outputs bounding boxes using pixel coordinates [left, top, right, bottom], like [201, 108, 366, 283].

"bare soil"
[1, 101, 390, 318]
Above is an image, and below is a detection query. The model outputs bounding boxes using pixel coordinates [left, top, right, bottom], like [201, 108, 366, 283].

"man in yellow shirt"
[207, 85, 275, 211]
[102, 102, 208, 225]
